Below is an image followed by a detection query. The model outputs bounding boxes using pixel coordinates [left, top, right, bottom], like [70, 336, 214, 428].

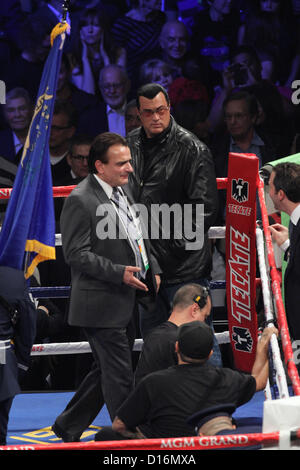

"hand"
[238, 62, 257, 88]
[258, 326, 278, 352]
[222, 66, 235, 91]
[123, 266, 148, 291]
[37, 305, 50, 316]
[155, 274, 161, 293]
[268, 224, 289, 247]
[260, 326, 278, 340]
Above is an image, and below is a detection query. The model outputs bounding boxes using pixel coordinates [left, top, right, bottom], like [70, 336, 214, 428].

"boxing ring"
[1, 152, 300, 451]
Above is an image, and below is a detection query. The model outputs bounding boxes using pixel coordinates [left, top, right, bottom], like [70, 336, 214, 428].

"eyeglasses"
[71, 154, 88, 161]
[224, 112, 249, 122]
[139, 106, 170, 118]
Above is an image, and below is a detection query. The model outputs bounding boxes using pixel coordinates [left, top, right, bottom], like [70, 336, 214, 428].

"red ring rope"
[0, 429, 300, 451]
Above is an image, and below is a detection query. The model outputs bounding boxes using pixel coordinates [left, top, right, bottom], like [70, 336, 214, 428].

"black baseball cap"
[177, 321, 214, 359]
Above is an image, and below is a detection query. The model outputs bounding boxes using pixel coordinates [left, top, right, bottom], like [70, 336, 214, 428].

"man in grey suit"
[52, 132, 160, 442]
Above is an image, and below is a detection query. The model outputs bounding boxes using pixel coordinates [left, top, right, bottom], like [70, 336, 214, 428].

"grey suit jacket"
[60, 174, 159, 328]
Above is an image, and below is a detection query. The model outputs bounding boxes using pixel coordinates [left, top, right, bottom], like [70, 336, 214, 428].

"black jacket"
[0, 266, 36, 401]
[127, 117, 218, 284]
[284, 217, 300, 340]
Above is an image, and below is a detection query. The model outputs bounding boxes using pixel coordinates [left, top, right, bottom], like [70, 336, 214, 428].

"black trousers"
[0, 397, 13, 445]
[54, 319, 135, 439]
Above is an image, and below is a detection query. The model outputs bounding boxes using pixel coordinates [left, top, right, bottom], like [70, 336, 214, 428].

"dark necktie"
[111, 187, 145, 277]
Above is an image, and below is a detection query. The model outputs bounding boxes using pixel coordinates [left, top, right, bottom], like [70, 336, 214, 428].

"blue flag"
[0, 23, 69, 279]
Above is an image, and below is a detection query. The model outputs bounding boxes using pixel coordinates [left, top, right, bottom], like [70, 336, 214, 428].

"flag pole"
[61, 0, 70, 22]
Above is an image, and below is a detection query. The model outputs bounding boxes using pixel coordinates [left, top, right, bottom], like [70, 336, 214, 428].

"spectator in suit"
[54, 133, 93, 228]
[211, 90, 282, 224]
[268, 162, 300, 344]
[77, 64, 131, 138]
[97, 64, 131, 137]
[0, 87, 32, 221]
[56, 133, 93, 187]
[0, 87, 33, 163]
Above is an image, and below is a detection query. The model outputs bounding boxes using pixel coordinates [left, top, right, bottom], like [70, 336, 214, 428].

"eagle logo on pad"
[232, 179, 249, 203]
[232, 326, 253, 353]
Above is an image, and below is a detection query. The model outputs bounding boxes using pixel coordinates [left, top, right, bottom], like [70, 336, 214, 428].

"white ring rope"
[31, 331, 231, 356]
[54, 227, 226, 246]
[31, 225, 228, 355]
[256, 227, 290, 399]
[32, 225, 228, 355]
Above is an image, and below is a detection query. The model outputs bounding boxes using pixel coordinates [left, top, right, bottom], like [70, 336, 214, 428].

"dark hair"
[88, 132, 128, 174]
[53, 100, 78, 127]
[136, 83, 170, 109]
[72, 8, 120, 74]
[172, 283, 209, 311]
[70, 133, 94, 152]
[272, 163, 300, 203]
[222, 90, 259, 118]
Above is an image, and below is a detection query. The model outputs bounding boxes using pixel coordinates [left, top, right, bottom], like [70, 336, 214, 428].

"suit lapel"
[286, 219, 300, 273]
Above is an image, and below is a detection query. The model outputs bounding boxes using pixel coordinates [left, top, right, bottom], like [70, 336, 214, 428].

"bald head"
[168, 283, 211, 326]
[159, 20, 189, 61]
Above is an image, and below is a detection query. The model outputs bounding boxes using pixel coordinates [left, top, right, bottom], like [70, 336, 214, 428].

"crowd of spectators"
[1, 0, 300, 390]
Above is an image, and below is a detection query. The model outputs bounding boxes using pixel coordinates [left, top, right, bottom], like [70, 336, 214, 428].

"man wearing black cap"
[95, 321, 276, 440]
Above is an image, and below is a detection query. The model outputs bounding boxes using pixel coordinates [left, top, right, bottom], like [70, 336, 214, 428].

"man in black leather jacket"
[127, 83, 219, 352]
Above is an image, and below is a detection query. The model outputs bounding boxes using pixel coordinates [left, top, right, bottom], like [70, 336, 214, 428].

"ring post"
[225, 153, 259, 372]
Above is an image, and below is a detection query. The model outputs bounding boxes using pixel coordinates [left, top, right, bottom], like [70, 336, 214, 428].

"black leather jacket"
[127, 117, 218, 284]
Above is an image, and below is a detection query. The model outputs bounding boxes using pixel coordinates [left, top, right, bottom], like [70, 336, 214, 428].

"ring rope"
[0, 180, 228, 201]
[30, 331, 231, 356]
[49, 226, 225, 247]
[256, 227, 290, 399]
[1, 428, 300, 451]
